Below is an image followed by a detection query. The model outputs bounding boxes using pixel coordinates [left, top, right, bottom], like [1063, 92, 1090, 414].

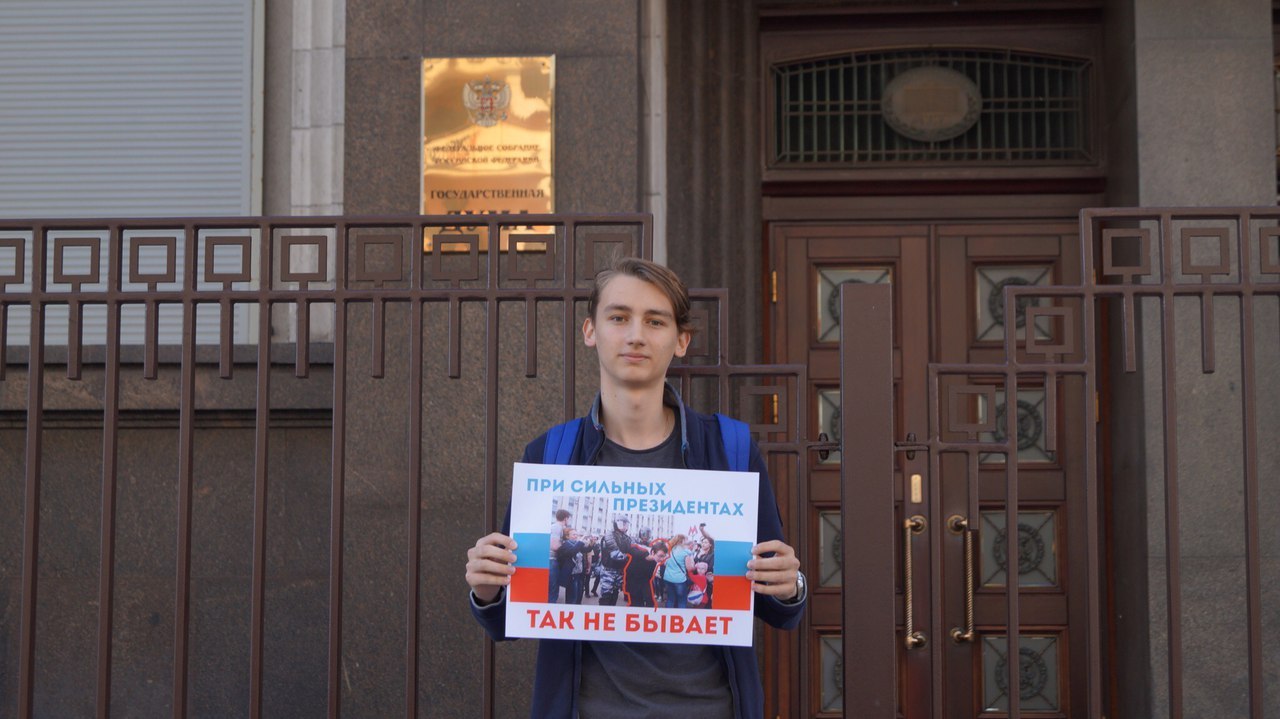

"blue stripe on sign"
[714, 540, 755, 577]
[513, 532, 550, 569]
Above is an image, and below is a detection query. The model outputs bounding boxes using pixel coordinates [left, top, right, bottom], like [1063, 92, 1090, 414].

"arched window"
[770, 48, 1094, 166]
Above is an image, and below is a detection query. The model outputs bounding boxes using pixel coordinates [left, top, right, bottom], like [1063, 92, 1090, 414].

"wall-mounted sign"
[421, 56, 554, 221]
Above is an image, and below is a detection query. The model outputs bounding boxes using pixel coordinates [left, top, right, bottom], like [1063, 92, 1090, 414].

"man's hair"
[555, 509, 571, 522]
[587, 257, 694, 334]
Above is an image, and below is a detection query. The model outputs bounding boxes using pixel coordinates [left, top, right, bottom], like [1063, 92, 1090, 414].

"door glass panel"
[820, 634, 844, 712]
[818, 510, 843, 587]
[816, 266, 892, 342]
[817, 388, 841, 464]
[974, 265, 1052, 342]
[977, 388, 1054, 464]
[981, 634, 1061, 713]
[979, 510, 1058, 587]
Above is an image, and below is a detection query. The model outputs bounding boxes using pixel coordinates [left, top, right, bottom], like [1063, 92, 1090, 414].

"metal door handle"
[948, 515, 977, 643]
[903, 515, 927, 649]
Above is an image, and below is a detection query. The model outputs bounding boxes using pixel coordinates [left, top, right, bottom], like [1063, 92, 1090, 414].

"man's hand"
[466, 532, 518, 606]
[747, 540, 801, 600]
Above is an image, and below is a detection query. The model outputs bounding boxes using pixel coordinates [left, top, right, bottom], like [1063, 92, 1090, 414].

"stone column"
[1108, 1, 1277, 716]
[291, 0, 346, 218]
[341, 3, 643, 715]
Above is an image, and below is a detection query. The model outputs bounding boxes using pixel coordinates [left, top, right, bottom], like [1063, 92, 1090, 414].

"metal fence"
[6, 208, 1272, 718]
[838, 207, 1278, 718]
[1079, 208, 1278, 719]
[0, 214, 813, 718]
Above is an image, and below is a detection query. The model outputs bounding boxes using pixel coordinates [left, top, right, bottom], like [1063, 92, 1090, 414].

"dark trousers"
[547, 563, 563, 603]
[567, 574, 585, 604]
[664, 579, 690, 608]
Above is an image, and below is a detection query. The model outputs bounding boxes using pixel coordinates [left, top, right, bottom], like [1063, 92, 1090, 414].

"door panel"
[770, 221, 1087, 718]
[935, 224, 1085, 718]
[776, 224, 930, 717]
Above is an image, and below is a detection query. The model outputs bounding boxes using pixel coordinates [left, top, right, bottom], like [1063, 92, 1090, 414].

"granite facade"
[0, 415, 337, 717]
[344, 0, 641, 216]
[340, 3, 643, 710]
[1106, 1, 1279, 718]
[4, 0, 1280, 716]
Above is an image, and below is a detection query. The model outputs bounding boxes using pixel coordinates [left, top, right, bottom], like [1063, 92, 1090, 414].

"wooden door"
[773, 223, 932, 716]
[770, 221, 1089, 718]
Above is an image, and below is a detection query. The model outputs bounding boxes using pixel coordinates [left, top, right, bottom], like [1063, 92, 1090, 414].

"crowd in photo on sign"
[548, 512, 718, 610]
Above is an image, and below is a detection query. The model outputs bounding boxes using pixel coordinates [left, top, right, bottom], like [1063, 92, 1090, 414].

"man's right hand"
[466, 532, 518, 606]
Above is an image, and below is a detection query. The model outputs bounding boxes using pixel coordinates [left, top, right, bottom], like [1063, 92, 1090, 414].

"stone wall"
[1106, 1, 1278, 717]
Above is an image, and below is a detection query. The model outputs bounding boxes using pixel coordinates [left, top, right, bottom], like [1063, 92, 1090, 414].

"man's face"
[583, 274, 691, 392]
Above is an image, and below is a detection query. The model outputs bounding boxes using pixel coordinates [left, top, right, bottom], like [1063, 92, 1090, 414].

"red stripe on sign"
[509, 567, 549, 603]
[708, 576, 751, 611]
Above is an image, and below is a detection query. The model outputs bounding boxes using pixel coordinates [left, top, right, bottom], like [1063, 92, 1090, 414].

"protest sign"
[505, 462, 759, 647]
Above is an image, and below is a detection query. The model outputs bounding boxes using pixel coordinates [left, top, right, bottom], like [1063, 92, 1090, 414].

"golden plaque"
[421, 56, 554, 242]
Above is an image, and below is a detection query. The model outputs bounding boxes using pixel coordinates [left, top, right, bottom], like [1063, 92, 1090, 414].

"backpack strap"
[542, 417, 583, 465]
[545, 414, 747, 469]
[715, 413, 750, 472]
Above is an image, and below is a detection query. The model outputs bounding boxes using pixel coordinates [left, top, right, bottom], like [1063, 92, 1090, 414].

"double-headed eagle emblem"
[462, 76, 511, 127]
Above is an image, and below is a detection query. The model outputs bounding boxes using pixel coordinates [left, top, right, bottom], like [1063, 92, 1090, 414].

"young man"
[465, 258, 806, 718]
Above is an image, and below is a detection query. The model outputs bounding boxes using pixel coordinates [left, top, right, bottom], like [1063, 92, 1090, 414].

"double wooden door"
[771, 221, 1091, 717]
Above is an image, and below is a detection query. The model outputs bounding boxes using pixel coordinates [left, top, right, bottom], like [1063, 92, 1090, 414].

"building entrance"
[770, 220, 1093, 717]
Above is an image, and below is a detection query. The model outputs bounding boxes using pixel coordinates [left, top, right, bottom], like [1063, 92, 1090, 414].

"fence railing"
[0, 214, 811, 718]
[836, 207, 1279, 718]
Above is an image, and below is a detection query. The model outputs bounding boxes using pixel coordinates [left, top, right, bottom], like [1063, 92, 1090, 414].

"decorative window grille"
[771, 48, 1092, 165]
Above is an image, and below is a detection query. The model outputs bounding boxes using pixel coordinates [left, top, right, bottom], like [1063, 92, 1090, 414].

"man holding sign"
[465, 258, 806, 718]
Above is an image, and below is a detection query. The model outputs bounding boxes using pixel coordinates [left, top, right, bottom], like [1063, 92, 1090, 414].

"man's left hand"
[747, 540, 801, 600]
